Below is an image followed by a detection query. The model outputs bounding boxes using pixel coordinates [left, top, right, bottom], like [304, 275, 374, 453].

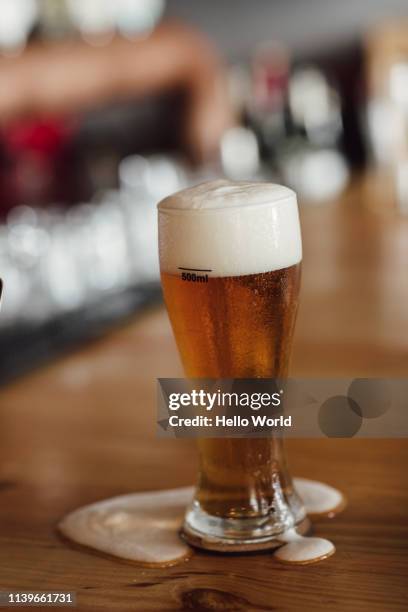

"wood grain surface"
[0, 177, 407, 611]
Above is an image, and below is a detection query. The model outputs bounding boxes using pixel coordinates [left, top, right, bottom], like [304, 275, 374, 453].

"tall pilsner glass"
[158, 180, 308, 551]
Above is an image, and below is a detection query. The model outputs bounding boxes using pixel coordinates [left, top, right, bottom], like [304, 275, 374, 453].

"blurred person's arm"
[0, 21, 232, 162]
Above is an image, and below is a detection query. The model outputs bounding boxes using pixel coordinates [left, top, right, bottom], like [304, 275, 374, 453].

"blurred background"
[0, 0, 408, 382]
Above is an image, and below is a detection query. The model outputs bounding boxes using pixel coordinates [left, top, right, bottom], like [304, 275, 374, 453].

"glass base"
[181, 500, 310, 552]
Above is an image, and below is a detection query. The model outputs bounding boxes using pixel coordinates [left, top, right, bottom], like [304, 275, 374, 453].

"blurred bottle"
[0, 0, 38, 56]
[365, 22, 408, 214]
[242, 41, 348, 202]
[279, 65, 349, 202]
[65, 0, 165, 44]
[38, 0, 73, 39]
[247, 42, 290, 162]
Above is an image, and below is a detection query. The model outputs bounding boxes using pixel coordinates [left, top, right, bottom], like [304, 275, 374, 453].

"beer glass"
[158, 180, 308, 551]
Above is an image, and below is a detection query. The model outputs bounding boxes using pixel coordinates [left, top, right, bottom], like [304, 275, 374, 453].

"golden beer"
[158, 180, 307, 550]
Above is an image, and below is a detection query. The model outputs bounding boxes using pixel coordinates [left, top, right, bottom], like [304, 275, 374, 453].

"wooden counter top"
[0, 177, 407, 610]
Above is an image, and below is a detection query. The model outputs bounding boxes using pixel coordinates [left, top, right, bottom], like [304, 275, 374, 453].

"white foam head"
[158, 180, 302, 277]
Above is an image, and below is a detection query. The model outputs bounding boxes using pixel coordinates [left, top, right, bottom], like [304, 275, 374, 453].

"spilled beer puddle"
[59, 478, 346, 567]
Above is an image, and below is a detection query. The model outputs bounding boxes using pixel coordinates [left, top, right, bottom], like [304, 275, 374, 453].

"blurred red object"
[252, 42, 290, 112]
[4, 117, 75, 156]
[0, 116, 78, 214]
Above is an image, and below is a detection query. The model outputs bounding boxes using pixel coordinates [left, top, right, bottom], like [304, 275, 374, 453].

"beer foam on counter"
[274, 528, 335, 565]
[158, 180, 302, 277]
[272, 478, 341, 565]
[59, 479, 344, 566]
[59, 487, 194, 567]
[294, 478, 346, 517]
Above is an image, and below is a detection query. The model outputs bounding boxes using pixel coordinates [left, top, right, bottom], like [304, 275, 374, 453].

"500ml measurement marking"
[178, 267, 211, 283]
